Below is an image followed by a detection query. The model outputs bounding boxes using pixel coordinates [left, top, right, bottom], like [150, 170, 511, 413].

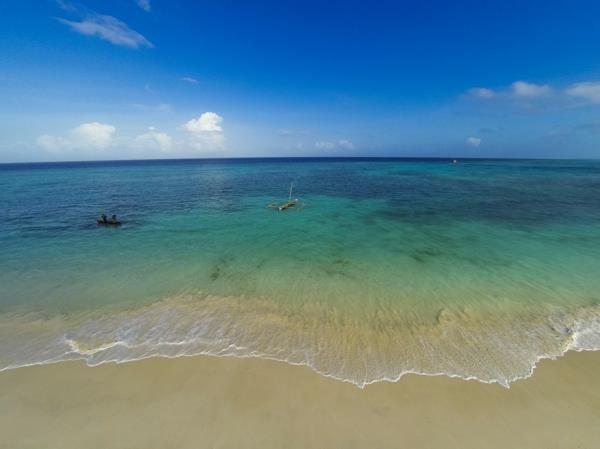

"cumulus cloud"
[468, 87, 495, 99]
[135, 0, 151, 12]
[315, 140, 355, 151]
[57, 14, 153, 49]
[466, 136, 481, 147]
[511, 81, 551, 97]
[182, 77, 199, 84]
[182, 112, 224, 151]
[71, 122, 115, 149]
[37, 122, 116, 152]
[183, 112, 223, 133]
[565, 81, 600, 104]
[133, 127, 172, 152]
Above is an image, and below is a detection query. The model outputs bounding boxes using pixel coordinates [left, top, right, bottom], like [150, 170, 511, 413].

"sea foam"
[1, 292, 598, 388]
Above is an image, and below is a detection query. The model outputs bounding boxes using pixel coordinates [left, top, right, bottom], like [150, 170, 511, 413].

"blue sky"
[1, 0, 599, 162]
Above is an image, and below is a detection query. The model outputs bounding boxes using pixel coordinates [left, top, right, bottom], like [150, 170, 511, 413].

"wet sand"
[1, 351, 599, 449]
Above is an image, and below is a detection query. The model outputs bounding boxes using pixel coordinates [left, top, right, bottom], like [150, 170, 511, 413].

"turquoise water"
[1, 158, 599, 386]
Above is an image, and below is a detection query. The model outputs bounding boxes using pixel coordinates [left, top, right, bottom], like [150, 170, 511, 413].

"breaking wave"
[1, 292, 599, 388]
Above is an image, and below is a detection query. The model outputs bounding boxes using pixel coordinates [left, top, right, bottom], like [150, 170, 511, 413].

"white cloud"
[37, 122, 115, 152]
[36, 135, 69, 152]
[188, 133, 224, 151]
[182, 112, 224, 151]
[468, 87, 495, 99]
[511, 81, 551, 97]
[466, 136, 481, 147]
[57, 14, 153, 49]
[133, 127, 172, 152]
[56, 0, 77, 12]
[565, 81, 600, 104]
[315, 139, 355, 151]
[466, 79, 600, 108]
[467, 81, 550, 101]
[183, 112, 223, 133]
[71, 122, 115, 149]
[182, 77, 199, 84]
[337, 139, 355, 150]
[315, 141, 335, 150]
[135, 0, 151, 12]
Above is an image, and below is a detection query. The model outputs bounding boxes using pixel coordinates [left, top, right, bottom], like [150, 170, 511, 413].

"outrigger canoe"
[276, 200, 297, 211]
[268, 183, 299, 211]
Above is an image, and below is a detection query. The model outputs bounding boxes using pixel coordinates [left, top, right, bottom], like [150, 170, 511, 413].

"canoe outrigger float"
[268, 183, 299, 211]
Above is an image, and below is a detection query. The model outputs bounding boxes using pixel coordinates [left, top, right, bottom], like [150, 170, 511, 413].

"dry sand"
[1, 351, 599, 449]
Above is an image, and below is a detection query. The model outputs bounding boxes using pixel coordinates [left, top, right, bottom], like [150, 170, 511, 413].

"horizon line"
[2, 155, 598, 166]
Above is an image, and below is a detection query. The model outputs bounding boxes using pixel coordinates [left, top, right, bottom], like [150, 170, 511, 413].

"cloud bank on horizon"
[36, 112, 226, 157]
[1, 0, 599, 161]
[467, 80, 600, 105]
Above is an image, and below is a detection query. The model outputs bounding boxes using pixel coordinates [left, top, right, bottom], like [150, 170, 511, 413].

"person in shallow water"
[110, 214, 118, 224]
[100, 214, 108, 223]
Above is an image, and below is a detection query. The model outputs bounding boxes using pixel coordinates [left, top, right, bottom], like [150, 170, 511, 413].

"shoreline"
[1, 349, 599, 448]
[3, 291, 598, 389]
[1, 345, 597, 390]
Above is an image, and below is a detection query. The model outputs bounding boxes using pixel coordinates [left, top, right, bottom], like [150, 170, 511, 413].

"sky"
[0, 0, 599, 162]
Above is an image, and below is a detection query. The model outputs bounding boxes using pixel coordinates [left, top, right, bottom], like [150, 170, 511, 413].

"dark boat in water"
[97, 214, 121, 226]
[97, 219, 121, 226]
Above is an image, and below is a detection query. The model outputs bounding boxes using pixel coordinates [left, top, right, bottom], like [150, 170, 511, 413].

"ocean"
[1, 158, 599, 387]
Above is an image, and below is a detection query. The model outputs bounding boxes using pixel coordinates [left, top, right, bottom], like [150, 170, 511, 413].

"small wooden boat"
[277, 200, 297, 211]
[268, 183, 299, 211]
[97, 219, 121, 226]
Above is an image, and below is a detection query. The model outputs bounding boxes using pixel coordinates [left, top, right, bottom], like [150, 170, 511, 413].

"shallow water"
[1, 158, 599, 386]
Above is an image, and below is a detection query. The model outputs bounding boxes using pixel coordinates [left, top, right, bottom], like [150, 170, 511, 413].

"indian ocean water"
[1, 158, 599, 386]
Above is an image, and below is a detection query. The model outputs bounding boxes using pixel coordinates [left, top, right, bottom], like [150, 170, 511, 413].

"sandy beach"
[1, 351, 599, 449]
